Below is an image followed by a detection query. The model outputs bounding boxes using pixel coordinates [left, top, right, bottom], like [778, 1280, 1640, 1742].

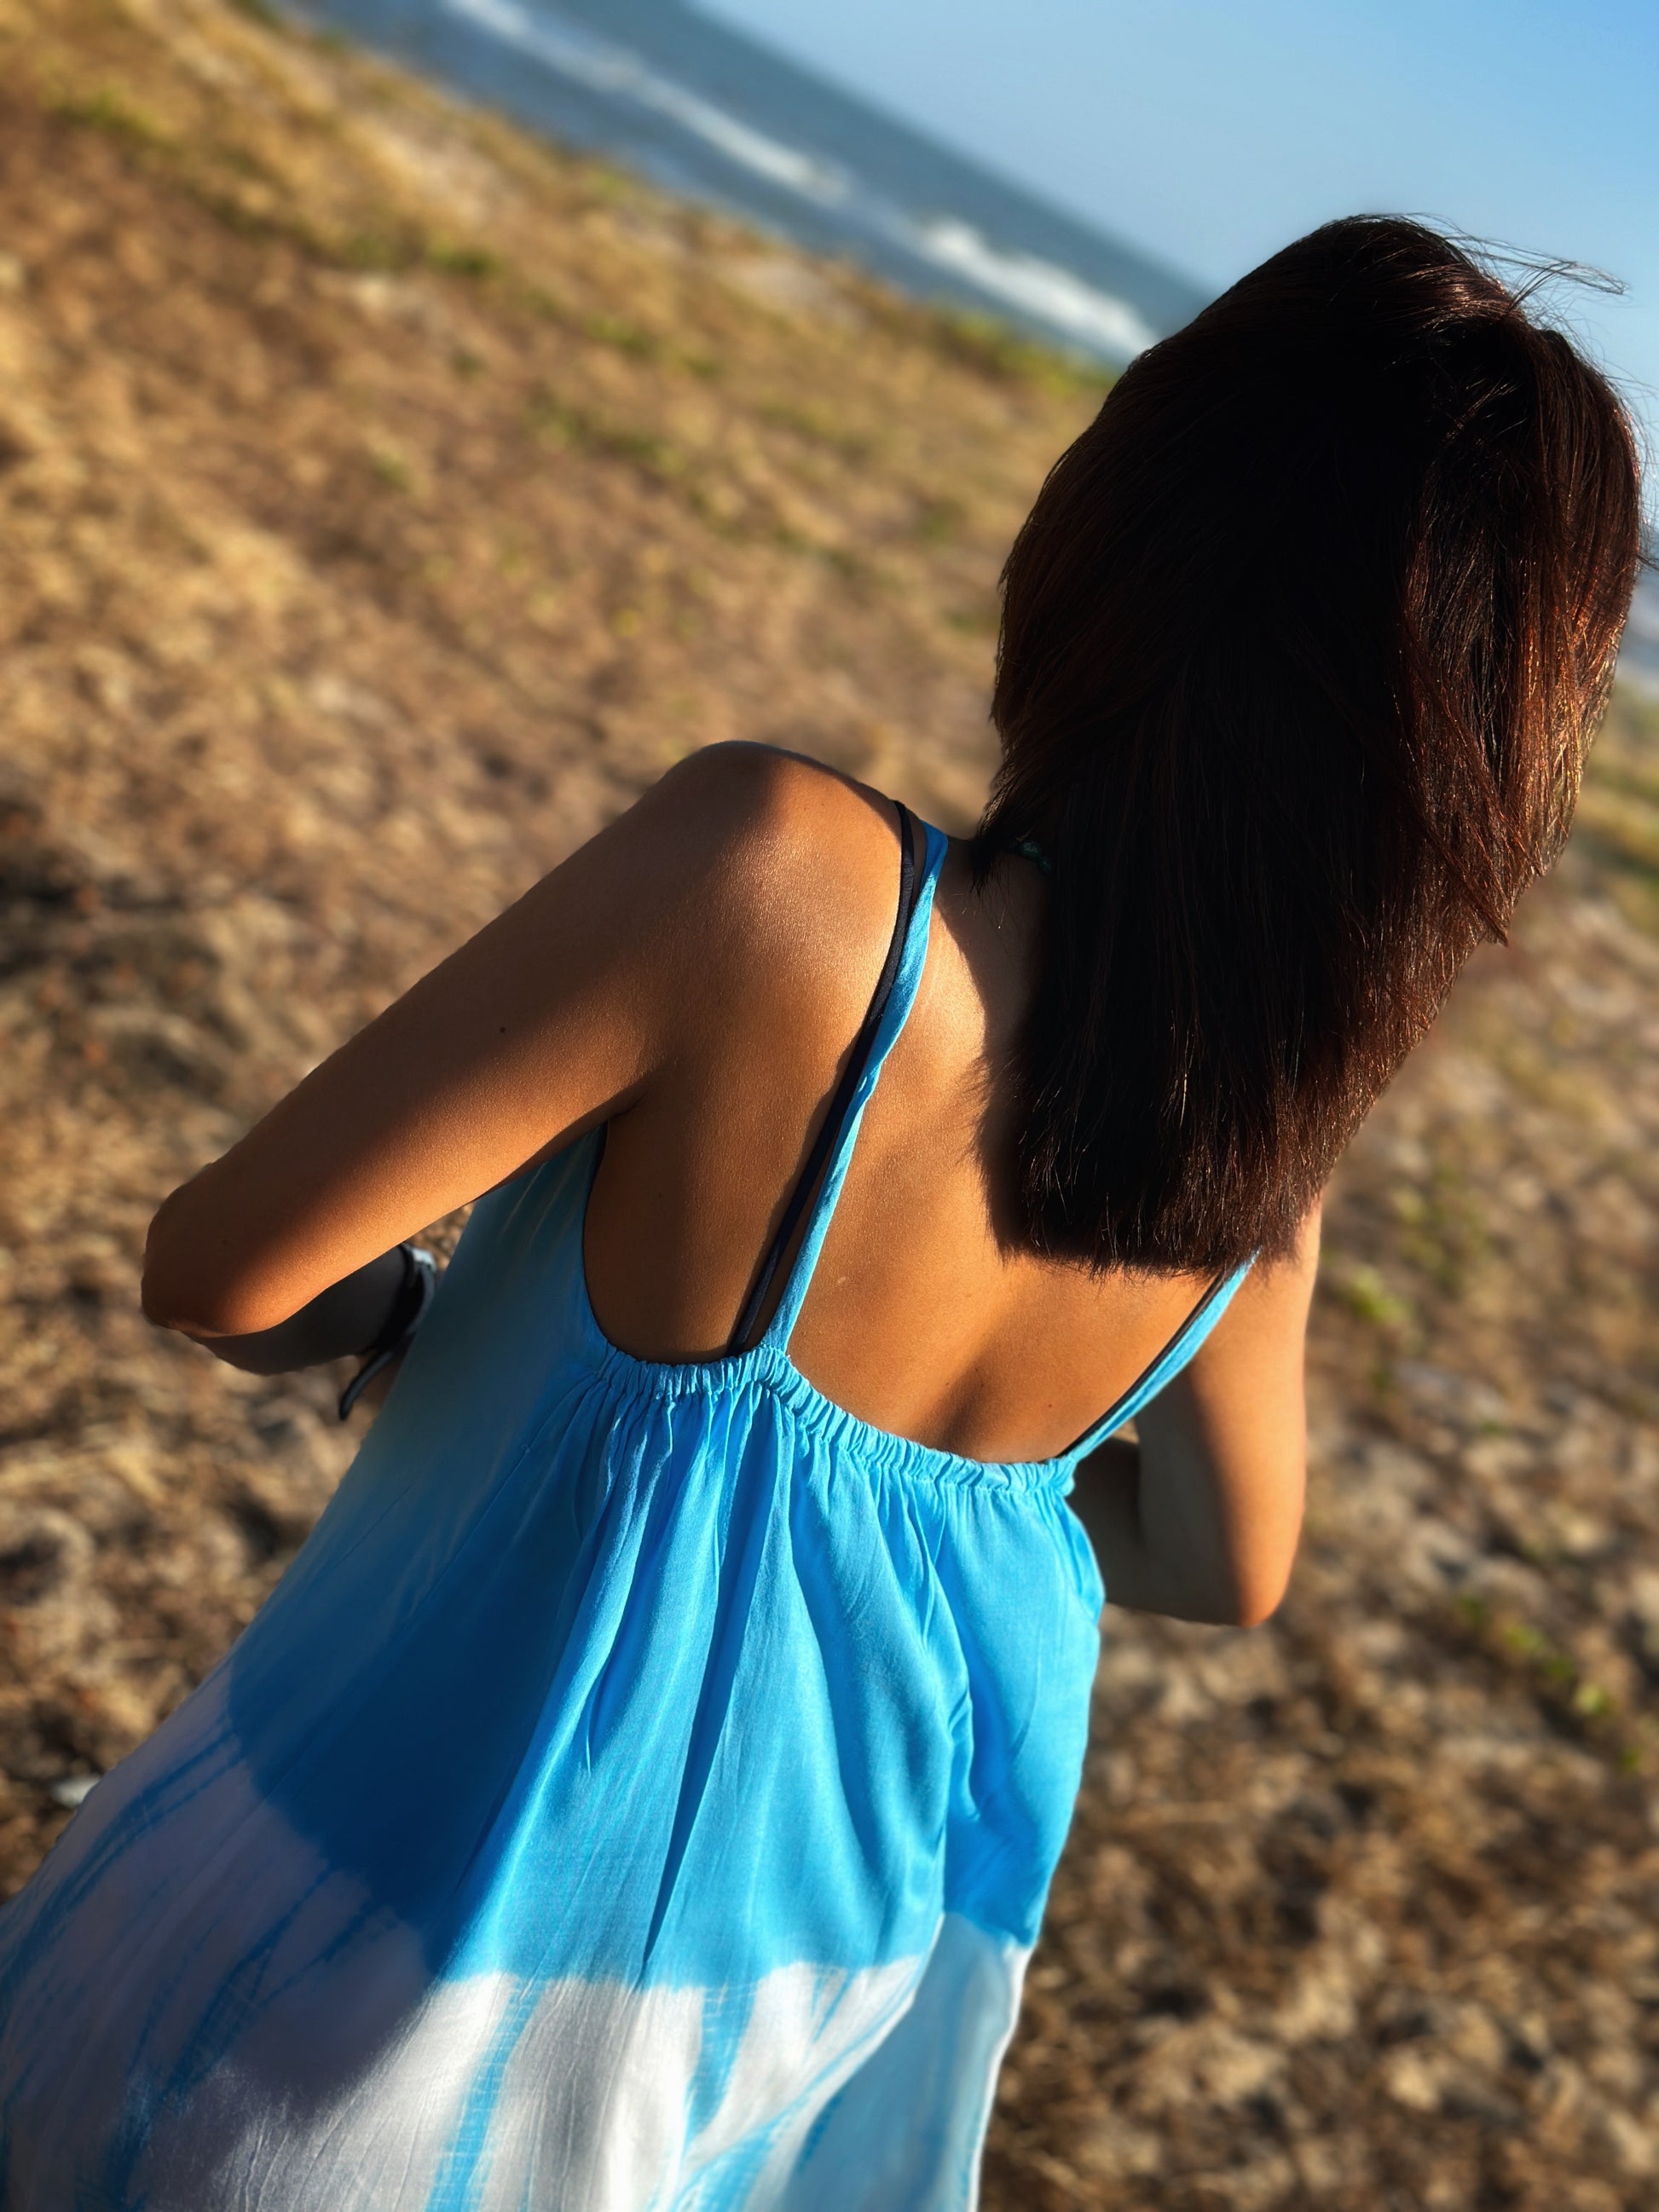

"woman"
[0, 217, 1640, 2209]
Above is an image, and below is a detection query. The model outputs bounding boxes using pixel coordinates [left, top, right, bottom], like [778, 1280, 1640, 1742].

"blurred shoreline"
[289, 0, 1205, 363]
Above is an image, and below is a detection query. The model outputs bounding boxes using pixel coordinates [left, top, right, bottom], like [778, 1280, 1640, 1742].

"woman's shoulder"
[642, 743, 914, 1030]
[650, 742, 904, 879]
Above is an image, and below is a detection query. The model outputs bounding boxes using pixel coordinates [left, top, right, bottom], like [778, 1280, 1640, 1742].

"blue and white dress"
[0, 815, 1244, 2210]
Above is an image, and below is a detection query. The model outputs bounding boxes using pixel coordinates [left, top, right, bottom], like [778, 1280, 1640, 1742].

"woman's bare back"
[582, 753, 1217, 1464]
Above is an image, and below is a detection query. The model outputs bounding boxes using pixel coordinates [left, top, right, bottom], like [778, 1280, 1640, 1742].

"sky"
[696, 0, 1659, 488]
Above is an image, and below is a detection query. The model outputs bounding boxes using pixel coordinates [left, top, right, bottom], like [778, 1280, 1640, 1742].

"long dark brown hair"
[976, 216, 1643, 1275]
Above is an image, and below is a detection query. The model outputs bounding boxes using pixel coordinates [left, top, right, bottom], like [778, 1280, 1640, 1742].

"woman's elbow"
[141, 1181, 275, 1338]
[1226, 1582, 1289, 1631]
[141, 1186, 199, 1331]
[1218, 1546, 1298, 1629]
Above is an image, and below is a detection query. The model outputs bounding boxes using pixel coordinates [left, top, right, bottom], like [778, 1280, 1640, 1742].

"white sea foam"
[442, 0, 849, 205]
[435, 0, 1157, 359]
[904, 217, 1160, 358]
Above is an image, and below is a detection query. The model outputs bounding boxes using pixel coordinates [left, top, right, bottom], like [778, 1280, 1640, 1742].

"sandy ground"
[3, 3, 1658, 2204]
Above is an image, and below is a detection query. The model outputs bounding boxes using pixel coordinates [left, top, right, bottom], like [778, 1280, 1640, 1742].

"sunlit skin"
[142, 742, 1315, 1629]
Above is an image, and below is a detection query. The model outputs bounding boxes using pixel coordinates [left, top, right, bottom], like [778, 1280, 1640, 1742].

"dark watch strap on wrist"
[338, 1244, 438, 1420]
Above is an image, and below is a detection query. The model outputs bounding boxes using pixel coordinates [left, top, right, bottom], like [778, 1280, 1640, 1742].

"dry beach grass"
[3, 2, 1658, 2204]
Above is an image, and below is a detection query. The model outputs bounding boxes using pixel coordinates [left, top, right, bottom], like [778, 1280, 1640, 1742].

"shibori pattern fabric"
[0, 817, 1247, 2210]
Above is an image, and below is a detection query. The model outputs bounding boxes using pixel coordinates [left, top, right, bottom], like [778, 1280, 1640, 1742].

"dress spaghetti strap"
[725, 801, 926, 1354]
[1061, 1261, 1252, 1458]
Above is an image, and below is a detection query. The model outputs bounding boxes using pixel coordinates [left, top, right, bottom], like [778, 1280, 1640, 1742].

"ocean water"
[298, 0, 1207, 361]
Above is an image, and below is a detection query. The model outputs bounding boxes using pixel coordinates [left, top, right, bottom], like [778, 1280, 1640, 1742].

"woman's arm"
[140, 746, 777, 1342]
[1067, 1204, 1320, 1626]
[188, 1247, 409, 1375]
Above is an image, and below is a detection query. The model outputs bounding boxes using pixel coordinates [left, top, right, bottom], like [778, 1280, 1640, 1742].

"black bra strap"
[725, 802, 921, 1356]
